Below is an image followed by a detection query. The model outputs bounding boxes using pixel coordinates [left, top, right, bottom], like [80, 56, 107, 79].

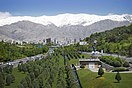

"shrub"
[113, 61, 121, 67]
[112, 67, 129, 72]
[98, 67, 104, 77]
[123, 61, 130, 67]
[100, 56, 123, 67]
[115, 72, 121, 83]
[80, 65, 85, 68]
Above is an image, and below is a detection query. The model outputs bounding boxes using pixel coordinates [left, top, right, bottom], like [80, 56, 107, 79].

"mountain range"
[0, 14, 132, 42]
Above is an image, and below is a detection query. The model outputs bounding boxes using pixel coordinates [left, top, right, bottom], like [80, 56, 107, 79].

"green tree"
[0, 67, 3, 72]
[25, 75, 31, 86]
[38, 76, 43, 88]
[6, 74, 12, 86]
[0, 72, 5, 88]
[98, 67, 104, 77]
[113, 61, 121, 67]
[18, 64, 22, 72]
[11, 74, 15, 83]
[33, 79, 39, 88]
[29, 72, 35, 81]
[20, 78, 28, 88]
[27, 66, 33, 73]
[129, 44, 132, 56]
[34, 69, 40, 78]
[17, 83, 24, 88]
[123, 61, 130, 67]
[115, 72, 121, 83]
[22, 64, 27, 73]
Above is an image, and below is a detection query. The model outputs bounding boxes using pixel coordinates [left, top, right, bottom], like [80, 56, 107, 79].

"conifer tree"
[115, 72, 121, 83]
[98, 67, 104, 77]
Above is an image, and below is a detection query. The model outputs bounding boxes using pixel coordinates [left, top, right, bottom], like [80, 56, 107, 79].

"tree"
[25, 75, 31, 86]
[17, 83, 24, 88]
[6, 74, 12, 86]
[33, 79, 39, 88]
[18, 64, 22, 72]
[11, 74, 15, 83]
[123, 61, 130, 67]
[34, 69, 40, 78]
[38, 76, 43, 88]
[0, 72, 5, 80]
[22, 64, 27, 73]
[27, 66, 33, 73]
[0, 72, 5, 88]
[113, 61, 121, 67]
[29, 72, 35, 81]
[20, 78, 28, 88]
[115, 72, 121, 83]
[129, 44, 132, 57]
[98, 67, 104, 77]
[0, 67, 3, 72]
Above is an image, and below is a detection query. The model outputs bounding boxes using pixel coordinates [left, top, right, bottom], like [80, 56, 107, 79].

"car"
[92, 51, 100, 54]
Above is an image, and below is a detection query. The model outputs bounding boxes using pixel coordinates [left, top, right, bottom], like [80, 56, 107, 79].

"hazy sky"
[0, 0, 132, 16]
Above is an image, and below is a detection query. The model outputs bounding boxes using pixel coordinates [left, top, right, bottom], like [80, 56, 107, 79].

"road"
[81, 52, 132, 62]
[0, 54, 44, 68]
[0, 46, 55, 68]
[102, 53, 132, 62]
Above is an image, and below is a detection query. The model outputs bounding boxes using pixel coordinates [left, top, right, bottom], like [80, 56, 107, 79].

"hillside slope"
[85, 24, 132, 56]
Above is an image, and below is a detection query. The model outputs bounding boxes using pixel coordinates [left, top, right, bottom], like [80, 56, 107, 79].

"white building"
[79, 41, 87, 45]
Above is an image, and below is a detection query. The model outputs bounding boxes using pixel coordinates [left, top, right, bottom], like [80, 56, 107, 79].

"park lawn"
[77, 69, 132, 88]
[69, 59, 79, 65]
[69, 53, 92, 65]
[80, 53, 91, 58]
[5, 68, 27, 88]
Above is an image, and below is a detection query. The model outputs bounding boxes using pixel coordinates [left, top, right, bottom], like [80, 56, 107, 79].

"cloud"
[0, 12, 12, 19]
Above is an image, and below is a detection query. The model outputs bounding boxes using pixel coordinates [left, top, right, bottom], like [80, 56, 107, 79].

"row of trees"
[16, 46, 80, 88]
[0, 44, 81, 88]
[0, 42, 49, 62]
[0, 64, 15, 88]
[100, 56, 130, 67]
[56, 45, 81, 60]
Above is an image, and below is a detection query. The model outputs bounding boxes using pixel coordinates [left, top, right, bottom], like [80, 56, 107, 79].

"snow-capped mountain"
[0, 13, 132, 42]
[0, 20, 130, 42]
[0, 13, 132, 27]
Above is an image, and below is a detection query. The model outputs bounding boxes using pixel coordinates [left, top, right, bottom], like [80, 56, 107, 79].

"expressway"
[0, 46, 55, 68]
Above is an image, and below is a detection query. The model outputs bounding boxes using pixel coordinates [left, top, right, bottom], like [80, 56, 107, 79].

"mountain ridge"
[0, 19, 130, 42]
[0, 13, 132, 27]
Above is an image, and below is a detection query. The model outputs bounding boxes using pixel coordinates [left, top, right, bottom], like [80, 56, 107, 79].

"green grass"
[78, 69, 132, 88]
[69, 59, 79, 65]
[5, 68, 27, 88]
[80, 53, 91, 58]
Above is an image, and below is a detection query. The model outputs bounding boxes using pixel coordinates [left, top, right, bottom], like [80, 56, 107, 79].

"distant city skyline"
[0, 0, 132, 16]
